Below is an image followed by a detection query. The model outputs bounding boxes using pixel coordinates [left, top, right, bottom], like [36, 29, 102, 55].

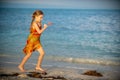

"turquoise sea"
[0, 8, 120, 66]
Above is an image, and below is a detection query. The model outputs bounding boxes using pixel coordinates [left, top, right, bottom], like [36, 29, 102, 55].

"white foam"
[45, 56, 120, 66]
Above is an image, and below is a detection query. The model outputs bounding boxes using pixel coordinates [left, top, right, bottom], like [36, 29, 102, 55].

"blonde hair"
[31, 10, 44, 27]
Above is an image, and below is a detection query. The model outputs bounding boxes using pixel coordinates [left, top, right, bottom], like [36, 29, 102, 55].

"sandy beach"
[0, 58, 120, 80]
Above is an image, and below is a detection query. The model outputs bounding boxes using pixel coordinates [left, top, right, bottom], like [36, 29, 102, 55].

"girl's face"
[35, 15, 43, 22]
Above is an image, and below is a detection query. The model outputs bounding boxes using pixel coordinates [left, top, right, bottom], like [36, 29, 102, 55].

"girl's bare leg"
[36, 47, 45, 71]
[18, 53, 32, 72]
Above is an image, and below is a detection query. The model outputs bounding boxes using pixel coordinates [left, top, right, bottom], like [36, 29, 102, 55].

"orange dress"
[23, 24, 42, 54]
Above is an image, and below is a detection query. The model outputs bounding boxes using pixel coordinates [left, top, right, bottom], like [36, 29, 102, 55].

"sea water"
[0, 8, 120, 66]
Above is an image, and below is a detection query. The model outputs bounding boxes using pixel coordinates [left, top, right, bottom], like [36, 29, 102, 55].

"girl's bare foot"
[18, 66, 25, 72]
[35, 67, 45, 72]
[35, 67, 47, 75]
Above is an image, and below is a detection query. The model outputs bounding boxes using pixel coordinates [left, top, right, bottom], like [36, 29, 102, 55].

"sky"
[0, 0, 120, 9]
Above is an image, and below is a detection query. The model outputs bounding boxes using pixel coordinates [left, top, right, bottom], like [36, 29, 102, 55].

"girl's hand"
[44, 22, 52, 29]
[44, 24, 48, 29]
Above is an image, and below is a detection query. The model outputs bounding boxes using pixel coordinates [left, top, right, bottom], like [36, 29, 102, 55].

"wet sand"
[0, 55, 120, 80]
[0, 62, 120, 80]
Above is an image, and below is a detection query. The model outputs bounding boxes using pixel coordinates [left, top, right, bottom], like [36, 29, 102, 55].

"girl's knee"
[40, 51, 45, 56]
[37, 48, 45, 55]
[26, 53, 32, 58]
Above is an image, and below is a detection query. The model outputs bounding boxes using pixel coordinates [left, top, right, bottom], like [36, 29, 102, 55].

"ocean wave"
[0, 54, 13, 57]
[0, 54, 119, 66]
[0, 54, 21, 58]
[1, 53, 120, 68]
[44, 56, 120, 66]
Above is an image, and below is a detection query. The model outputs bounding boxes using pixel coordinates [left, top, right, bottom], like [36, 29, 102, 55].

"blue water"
[0, 8, 120, 65]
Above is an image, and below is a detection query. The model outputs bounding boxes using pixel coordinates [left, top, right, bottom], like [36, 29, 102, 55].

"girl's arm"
[33, 23, 48, 34]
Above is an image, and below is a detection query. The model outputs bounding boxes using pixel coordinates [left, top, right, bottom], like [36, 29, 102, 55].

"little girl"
[18, 10, 51, 73]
